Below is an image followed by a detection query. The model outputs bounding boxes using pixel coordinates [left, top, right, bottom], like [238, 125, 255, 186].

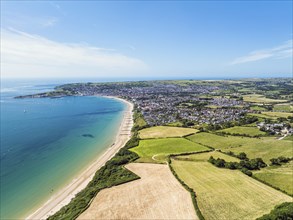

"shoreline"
[25, 96, 134, 220]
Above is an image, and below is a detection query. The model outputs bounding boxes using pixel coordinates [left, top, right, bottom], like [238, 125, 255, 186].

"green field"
[243, 94, 288, 103]
[217, 126, 266, 136]
[187, 133, 293, 163]
[130, 138, 209, 163]
[261, 111, 293, 118]
[250, 106, 267, 111]
[253, 161, 293, 196]
[248, 113, 278, 120]
[172, 158, 292, 220]
[273, 104, 293, 112]
[138, 126, 198, 139]
[175, 151, 240, 162]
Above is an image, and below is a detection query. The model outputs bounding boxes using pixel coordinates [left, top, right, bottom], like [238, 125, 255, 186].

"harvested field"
[78, 163, 197, 220]
[139, 126, 198, 139]
[172, 158, 292, 220]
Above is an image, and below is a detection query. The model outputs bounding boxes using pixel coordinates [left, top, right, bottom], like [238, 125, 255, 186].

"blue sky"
[1, 1, 292, 79]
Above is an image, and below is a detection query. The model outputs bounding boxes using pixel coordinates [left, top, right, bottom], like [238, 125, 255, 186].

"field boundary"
[167, 154, 206, 220]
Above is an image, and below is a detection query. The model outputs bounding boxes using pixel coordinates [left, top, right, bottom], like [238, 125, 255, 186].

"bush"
[257, 202, 293, 220]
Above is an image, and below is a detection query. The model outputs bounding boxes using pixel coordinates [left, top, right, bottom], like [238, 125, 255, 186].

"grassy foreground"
[130, 138, 209, 163]
[187, 132, 293, 163]
[171, 156, 292, 220]
[138, 126, 198, 139]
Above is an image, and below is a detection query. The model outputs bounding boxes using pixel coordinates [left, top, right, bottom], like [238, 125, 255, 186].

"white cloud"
[230, 40, 292, 65]
[0, 29, 148, 78]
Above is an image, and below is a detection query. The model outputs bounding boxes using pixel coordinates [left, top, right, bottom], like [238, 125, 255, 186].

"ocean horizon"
[0, 79, 126, 219]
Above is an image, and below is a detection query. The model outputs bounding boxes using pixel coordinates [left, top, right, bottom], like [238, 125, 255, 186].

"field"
[187, 133, 293, 163]
[78, 163, 197, 220]
[131, 138, 209, 163]
[261, 111, 293, 118]
[139, 126, 198, 139]
[250, 106, 267, 111]
[253, 161, 293, 196]
[243, 94, 288, 103]
[273, 104, 293, 112]
[217, 126, 266, 136]
[176, 151, 240, 162]
[171, 157, 292, 220]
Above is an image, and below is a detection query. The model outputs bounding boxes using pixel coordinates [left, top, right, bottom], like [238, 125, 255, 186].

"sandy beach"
[25, 97, 133, 220]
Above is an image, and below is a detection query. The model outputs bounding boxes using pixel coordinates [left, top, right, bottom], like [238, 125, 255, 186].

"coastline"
[25, 96, 134, 220]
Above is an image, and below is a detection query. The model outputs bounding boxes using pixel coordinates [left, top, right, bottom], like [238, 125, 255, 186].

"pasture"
[261, 111, 293, 118]
[171, 158, 292, 220]
[130, 138, 209, 163]
[217, 126, 266, 136]
[175, 151, 240, 162]
[253, 161, 293, 196]
[243, 94, 287, 103]
[139, 126, 198, 139]
[273, 104, 293, 112]
[78, 163, 197, 220]
[187, 133, 293, 163]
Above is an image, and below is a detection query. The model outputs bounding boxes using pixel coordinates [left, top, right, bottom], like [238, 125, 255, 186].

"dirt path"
[78, 163, 198, 220]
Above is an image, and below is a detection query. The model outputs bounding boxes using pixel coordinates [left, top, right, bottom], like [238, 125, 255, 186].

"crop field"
[78, 163, 197, 220]
[253, 161, 293, 196]
[138, 126, 198, 139]
[243, 94, 288, 103]
[175, 151, 240, 162]
[130, 138, 209, 163]
[217, 126, 266, 136]
[171, 158, 292, 220]
[248, 113, 277, 120]
[273, 104, 293, 112]
[187, 133, 293, 163]
[250, 106, 267, 111]
[261, 111, 293, 118]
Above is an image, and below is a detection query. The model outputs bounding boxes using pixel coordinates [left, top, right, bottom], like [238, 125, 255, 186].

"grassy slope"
[187, 132, 293, 163]
[130, 138, 208, 163]
[253, 161, 293, 196]
[172, 158, 292, 220]
[139, 126, 198, 139]
[217, 126, 266, 136]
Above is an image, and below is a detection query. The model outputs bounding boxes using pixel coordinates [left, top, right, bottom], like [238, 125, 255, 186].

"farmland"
[273, 104, 293, 112]
[138, 126, 198, 139]
[171, 157, 292, 220]
[187, 133, 293, 163]
[253, 161, 293, 196]
[243, 94, 288, 103]
[130, 138, 209, 163]
[261, 111, 293, 118]
[217, 126, 266, 136]
[78, 163, 197, 220]
[175, 151, 240, 162]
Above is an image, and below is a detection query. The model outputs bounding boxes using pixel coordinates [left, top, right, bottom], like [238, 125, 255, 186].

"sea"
[0, 78, 126, 219]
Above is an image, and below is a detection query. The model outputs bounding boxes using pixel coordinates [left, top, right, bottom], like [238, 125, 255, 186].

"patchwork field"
[253, 161, 293, 196]
[171, 157, 292, 220]
[139, 126, 198, 139]
[187, 133, 293, 163]
[131, 138, 209, 163]
[78, 163, 197, 220]
[243, 94, 288, 103]
[217, 126, 266, 136]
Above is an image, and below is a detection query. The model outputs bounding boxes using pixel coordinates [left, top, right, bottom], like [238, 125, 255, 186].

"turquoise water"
[0, 79, 126, 219]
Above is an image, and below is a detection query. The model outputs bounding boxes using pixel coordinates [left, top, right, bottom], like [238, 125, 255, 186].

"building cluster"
[62, 82, 251, 126]
[257, 122, 293, 135]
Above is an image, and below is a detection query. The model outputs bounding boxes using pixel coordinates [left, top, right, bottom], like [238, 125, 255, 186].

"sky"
[1, 1, 292, 79]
